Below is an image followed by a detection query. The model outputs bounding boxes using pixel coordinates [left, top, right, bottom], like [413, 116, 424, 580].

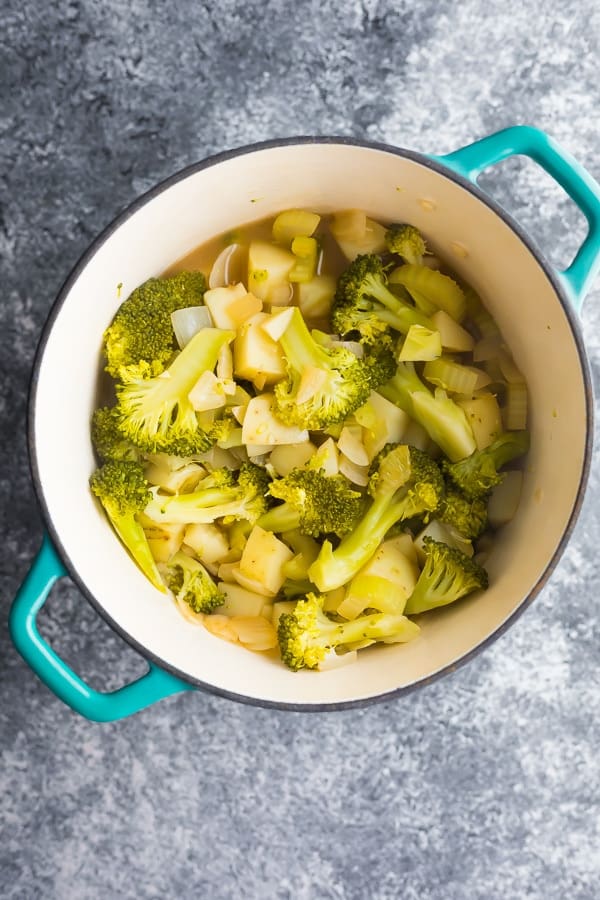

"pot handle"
[9, 534, 193, 721]
[436, 125, 600, 310]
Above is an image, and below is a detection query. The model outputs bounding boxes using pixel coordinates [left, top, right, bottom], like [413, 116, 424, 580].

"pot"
[10, 126, 600, 720]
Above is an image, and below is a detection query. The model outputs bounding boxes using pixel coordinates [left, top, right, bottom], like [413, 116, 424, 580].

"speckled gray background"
[2, 1, 600, 898]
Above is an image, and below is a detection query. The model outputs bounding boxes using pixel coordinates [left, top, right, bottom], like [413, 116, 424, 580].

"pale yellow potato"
[241, 393, 308, 446]
[203, 283, 249, 329]
[234, 312, 287, 387]
[240, 526, 294, 594]
[247, 240, 295, 301]
[183, 523, 229, 566]
[216, 582, 269, 617]
[269, 441, 317, 477]
[458, 394, 502, 450]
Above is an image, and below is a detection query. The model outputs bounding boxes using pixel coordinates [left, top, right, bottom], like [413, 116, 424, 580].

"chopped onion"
[339, 454, 370, 486]
[332, 340, 364, 358]
[338, 426, 369, 466]
[208, 243, 243, 289]
[171, 306, 212, 349]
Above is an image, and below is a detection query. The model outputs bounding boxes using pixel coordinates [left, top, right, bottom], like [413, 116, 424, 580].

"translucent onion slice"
[229, 615, 278, 651]
[333, 340, 364, 357]
[171, 306, 212, 348]
[208, 243, 243, 289]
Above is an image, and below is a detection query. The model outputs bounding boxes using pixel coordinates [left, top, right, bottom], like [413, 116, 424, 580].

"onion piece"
[339, 454, 370, 486]
[208, 243, 243, 289]
[171, 306, 212, 348]
[332, 340, 364, 358]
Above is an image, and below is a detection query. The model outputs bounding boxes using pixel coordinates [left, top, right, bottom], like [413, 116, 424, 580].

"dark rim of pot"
[27, 136, 595, 712]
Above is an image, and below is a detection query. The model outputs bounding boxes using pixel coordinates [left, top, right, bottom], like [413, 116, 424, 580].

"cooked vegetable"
[273, 307, 372, 429]
[165, 550, 222, 613]
[116, 327, 234, 456]
[385, 224, 427, 265]
[277, 592, 420, 671]
[309, 445, 444, 592]
[389, 265, 466, 321]
[332, 254, 433, 343]
[442, 431, 530, 499]
[91, 406, 139, 462]
[104, 271, 206, 379]
[257, 467, 363, 537]
[144, 463, 271, 526]
[437, 489, 488, 540]
[404, 537, 488, 615]
[90, 460, 164, 592]
[92, 207, 530, 673]
[380, 362, 477, 462]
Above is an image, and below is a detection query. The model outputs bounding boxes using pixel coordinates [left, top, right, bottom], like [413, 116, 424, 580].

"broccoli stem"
[379, 362, 476, 462]
[109, 511, 165, 592]
[143, 327, 233, 406]
[257, 503, 301, 533]
[279, 308, 328, 371]
[308, 494, 405, 592]
[364, 275, 432, 331]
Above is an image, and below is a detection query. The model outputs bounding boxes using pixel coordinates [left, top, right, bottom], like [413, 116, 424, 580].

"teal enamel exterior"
[9, 535, 192, 722]
[10, 126, 600, 721]
[433, 125, 600, 310]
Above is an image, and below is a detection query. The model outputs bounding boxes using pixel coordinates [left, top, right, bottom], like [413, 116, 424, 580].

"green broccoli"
[361, 334, 398, 390]
[404, 537, 488, 615]
[379, 361, 477, 462]
[282, 579, 317, 599]
[89, 460, 164, 592]
[277, 592, 420, 671]
[104, 271, 207, 379]
[309, 445, 444, 592]
[116, 327, 234, 456]
[385, 224, 426, 265]
[91, 406, 139, 462]
[164, 550, 221, 613]
[273, 307, 371, 430]
[442, 431, 530, 500]
[257, 468, 363, 537]
[331, 254, 433, 343]
[143, 463, 270, 525]
[437, 488, 488, 540]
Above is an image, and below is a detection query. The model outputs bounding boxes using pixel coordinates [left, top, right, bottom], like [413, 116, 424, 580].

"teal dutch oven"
[9, 126, 600, 720]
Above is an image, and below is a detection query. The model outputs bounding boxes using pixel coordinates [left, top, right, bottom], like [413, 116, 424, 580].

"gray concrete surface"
[1, 1, 600, 897]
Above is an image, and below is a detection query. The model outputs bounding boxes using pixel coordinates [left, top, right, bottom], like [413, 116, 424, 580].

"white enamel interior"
[33, 142, 589, 706]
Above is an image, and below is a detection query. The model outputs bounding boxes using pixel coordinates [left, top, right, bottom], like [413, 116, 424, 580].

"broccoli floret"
[89, 460, 164, 592]
[385, 224, 426, 265]
[165, 550, 221, 613]
[361, 334, 398, 390]
[331, 254, 433, 342]
[116, 327, 234, 456]
[91, 406, 139, 462]
[309, 445, 444, 592]
[379, 361, 477, 462]
[104, 271, 207, 379]
[404, 537, 488, 615]
[273, 307, 371, 429]
[442, 431, 530, 500]
[277, 592, 419, 670]
[144, 463, 270, 525]
[437, 488, 488, 539]
[257, 468, 363, 537]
